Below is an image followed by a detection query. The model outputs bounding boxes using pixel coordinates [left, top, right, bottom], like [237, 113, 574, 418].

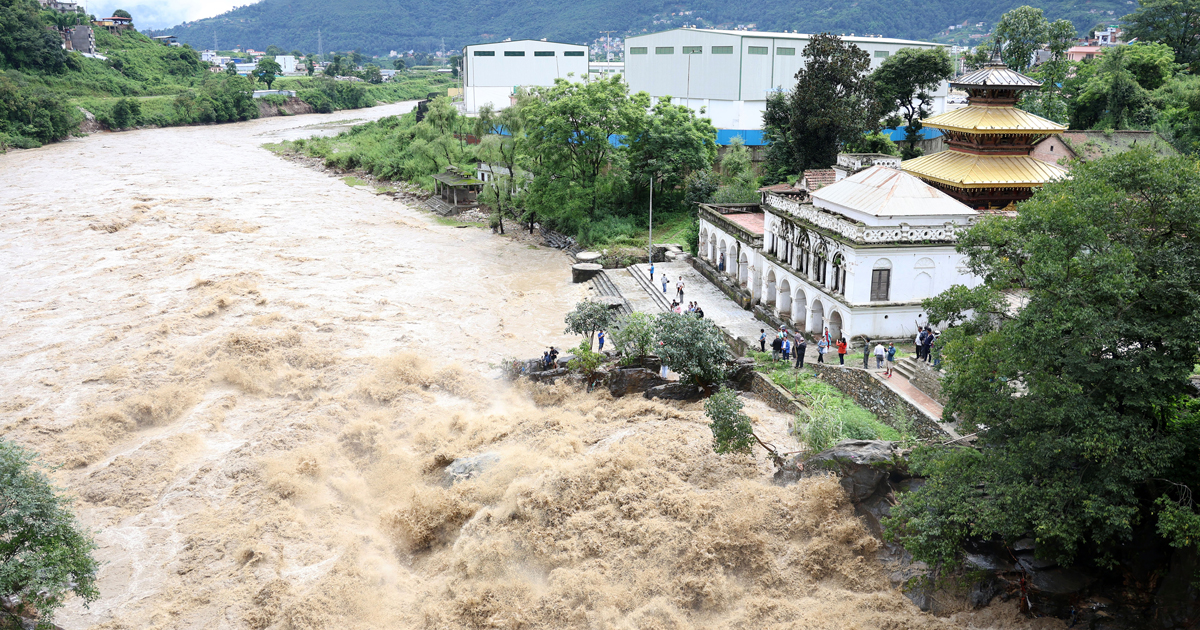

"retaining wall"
[907, 361, 947, 406]
[808, 363, 950, 439]
[748, 371, 807, 417]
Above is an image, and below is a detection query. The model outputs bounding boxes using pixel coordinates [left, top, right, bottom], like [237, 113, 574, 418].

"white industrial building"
[697, 154, 980, 340]
[624, 28, 949, 136]
[462, 40, 589, 113]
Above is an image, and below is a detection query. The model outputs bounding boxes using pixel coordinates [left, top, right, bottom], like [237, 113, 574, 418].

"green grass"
[434, 216, 485, 228]
[341, 176, 367, 187]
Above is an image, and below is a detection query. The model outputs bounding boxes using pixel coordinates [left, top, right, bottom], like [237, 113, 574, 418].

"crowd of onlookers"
[758, 323, 942, 377]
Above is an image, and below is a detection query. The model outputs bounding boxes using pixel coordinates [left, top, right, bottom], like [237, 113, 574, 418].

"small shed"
[432, 167, 484, 207]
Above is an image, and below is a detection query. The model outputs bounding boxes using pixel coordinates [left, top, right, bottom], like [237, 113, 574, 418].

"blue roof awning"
[879, 126, 943, 141]
[716, 129, 766, 146]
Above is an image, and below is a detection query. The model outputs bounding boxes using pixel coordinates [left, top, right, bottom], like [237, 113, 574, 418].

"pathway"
[628, 262, 767, 346]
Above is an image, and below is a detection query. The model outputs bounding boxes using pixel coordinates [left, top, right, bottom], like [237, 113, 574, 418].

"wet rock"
[965, 553, 1015, 573]
[606, 368, 668, 398]
[1013, 537, 1036, 551]
[1030, 566, 1096, 595]
[1017, 553, 1058, 572]
[444, 452, 500, 485]
[643, 383, 702, 400]
[528, 367, 568, 383]
[803, 440, 903, 502]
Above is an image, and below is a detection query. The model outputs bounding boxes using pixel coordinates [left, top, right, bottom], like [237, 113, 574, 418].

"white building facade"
[624, 28, 948, 133]
[462, 40, 589, 113]
[698, 164, 979, 341]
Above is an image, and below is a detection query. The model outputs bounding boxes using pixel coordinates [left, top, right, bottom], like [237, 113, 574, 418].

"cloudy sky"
[87, 0, 247, 29]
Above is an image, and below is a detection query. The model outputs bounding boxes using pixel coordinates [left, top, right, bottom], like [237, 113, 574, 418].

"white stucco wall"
[463, 40, 589, 112]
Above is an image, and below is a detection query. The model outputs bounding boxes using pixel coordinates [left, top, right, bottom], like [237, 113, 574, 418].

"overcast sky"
[87, 0, 246, 29]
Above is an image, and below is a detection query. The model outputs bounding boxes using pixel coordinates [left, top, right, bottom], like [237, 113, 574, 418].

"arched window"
[831, 253, 845, 293]
[871, 258, 892, 302]
[814, 242, 829, 286]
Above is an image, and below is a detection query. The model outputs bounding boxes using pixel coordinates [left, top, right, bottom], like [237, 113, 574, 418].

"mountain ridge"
[152, 0, 1132, 56]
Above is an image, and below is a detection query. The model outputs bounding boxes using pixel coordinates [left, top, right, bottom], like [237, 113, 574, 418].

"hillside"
[155, 0, 1132, 55]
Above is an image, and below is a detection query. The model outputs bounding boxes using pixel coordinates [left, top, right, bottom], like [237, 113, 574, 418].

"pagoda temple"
[901, 56, 1068, 209]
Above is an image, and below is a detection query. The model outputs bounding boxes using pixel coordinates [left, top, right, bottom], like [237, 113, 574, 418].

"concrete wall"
[625, 29, 948, 130]
[463, 40, 588, 112]
[809, 363, 949, 439]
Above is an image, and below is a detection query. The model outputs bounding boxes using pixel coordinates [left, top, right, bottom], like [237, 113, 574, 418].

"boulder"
[803, 440, 903, 502]
[444, 452, 500, 485]
[606, 368, 668, 398]
[592, 295, 625, 310]
[528, 367, 568, 383]
[643, 383, 702, 401]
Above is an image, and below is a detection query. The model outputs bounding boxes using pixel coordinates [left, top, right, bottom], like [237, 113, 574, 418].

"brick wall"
[808, 363, 950, 439]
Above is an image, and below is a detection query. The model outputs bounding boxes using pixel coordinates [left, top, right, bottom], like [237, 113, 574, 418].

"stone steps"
[588, 271, 633, 318]
[893, 356, 919, 379]
[625, 264, 672, 312]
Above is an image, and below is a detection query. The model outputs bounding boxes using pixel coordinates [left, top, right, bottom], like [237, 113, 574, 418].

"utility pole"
[599, 31, 615, 62]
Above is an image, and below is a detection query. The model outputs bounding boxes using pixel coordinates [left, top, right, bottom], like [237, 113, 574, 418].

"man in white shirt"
[874, 343, 886, 369]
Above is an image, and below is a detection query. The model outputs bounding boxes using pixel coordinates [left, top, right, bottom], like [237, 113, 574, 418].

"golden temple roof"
[952, 62, 1042, 89]
[923, 105, 1067, 135]
[901, 151, 1069, 189]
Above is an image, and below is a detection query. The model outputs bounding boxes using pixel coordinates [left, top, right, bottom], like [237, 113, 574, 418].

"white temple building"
[697, 155, 981, 340]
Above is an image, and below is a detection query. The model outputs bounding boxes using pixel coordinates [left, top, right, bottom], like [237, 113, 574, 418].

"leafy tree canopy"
[253, 56, 282, 89]
[1123, 0, 1200, 68]
[1, 439, 100, 625]
[564, 299, 619, 350]
[888, 149, 1200, 569]
[652, 312, 730, 386]
[870, 46, 953, 159]
[112, 8, 131, 19]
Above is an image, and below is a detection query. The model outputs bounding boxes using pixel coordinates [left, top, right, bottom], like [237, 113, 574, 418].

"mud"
[0, 103, 1059, 629]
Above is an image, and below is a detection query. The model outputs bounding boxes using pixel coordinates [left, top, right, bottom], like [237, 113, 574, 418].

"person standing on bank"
[836, 337, 848, 365]
[598, 330, 606, 352]
[874, 342, 886, 369]
[885, 342, 897, 377]
[817, 336, 828, 363]
[795, 335, 808, 369]
[759, 329, 767, 353]
[922, 328, 935, 363]
[649, 263, 654, 282]
[771, 335, 783, 362]
[782, 337, 791, 362]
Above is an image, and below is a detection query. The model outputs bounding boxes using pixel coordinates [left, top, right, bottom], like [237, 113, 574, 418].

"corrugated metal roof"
[952, 62, 1041, 89]
[923, 105, 1066, 134]
[901, 152, 1069, 188]
[880, 126, 943, 141]
[810, 166, 974, 217]
[626, 28, 942, 48]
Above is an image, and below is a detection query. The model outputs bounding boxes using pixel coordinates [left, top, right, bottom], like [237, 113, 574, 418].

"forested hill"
[156, 0, 1131, 55]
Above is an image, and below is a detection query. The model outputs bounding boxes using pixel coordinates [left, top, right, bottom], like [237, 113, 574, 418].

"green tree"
[711, 136, 759, 203]
[112, 8, 131, 19]
[844, 130, 899, 155]
[761, 33, 876, 177]
[225, 60, 237, 75]
[1020, 19, 1078, 124]
[306, 58, 315, 76]
[1123, 0, 1200, 68]
[564, 300, 619, 351]
[108, 97, 140, 129]
[1068, 47, 1158, 129]
[448, 54, 462, 78]
[652, 312, 730, 386]
[993, 5, 1049, 72]
[1125, 41, 1179, 89]
[392, 58, 406, 71]
[476, 99, 528, 234]
[522, 76, 648, 235]
[361, 63, 382, 84]
[887, 149, 1200, 568]
[1, 439, 100, 626]
[706, 387, 784, 465]
[264, 44, 284, 56]
[627, 96, 718, 204]
[0, 0, 69, 73]
[252, 56, 282, 89]
[870, 46, 954, 159]
[1153, 73, 1200, 153]
[611, 312, 656, 359]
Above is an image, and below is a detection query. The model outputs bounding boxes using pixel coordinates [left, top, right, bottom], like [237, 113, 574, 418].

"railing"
[764, 193, 968, 244]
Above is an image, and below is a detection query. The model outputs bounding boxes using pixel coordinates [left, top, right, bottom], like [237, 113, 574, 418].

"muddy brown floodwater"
[0, 104, 1061, 630]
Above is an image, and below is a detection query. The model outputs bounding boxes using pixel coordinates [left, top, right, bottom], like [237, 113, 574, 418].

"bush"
[706, 386, 755, 455]
[612, 312, 655, 359]
[653, 312, 730, 386]
[0, 439, 99, 624]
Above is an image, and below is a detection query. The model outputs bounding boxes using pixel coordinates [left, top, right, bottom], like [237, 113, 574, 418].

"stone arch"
[709, 233, 718, 262]
[778, 278, 792, 319]
[791, 287, 808, 329]
[738, 250, 749, 285]
[730, 243, 740, 279]
[810, 299, 825, 335]
[699, 227, 709, 259]
[829, 310, 844, 342]
[718, 240, 728, 273]
[914, 257, 935, 269]
[831, 252, 846, 293]
[765, 269, 777, 306]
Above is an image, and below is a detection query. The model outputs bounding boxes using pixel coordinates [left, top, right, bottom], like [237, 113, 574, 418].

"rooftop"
[922, 104, 1066, 134]
[628, 28, 942, 48]
[811, 166, 974, 217]
[901, 151, 1069, 188]
[723, 212, 765, 235]
[952, 61, 1041, 90]
[431, 169, 483, 186]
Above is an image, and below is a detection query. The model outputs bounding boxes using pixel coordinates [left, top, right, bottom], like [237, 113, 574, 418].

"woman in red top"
[836, 338, 848, 365]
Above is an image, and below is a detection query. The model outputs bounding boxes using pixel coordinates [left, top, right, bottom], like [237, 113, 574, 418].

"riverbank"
[1, 103, 1058, 630]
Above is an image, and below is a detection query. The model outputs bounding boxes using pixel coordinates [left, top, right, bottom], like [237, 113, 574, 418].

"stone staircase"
[588, 271, 633, 318]
[625, 264, 672, 312]
[892, 356, 920, 379]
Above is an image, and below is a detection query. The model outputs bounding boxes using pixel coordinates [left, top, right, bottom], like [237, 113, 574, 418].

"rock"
[571, 263, 603, 283]
[444, 452, 500, 484]
[1030, 567, 1096, 595]
[643, 383, 702, 400]
[528, 367, 568, 383]
[803, 440, 903, 502]
[1017, 553, 1058, 572]
[965, 553, 1015, 573]
[641, 355, 662, 372]
[606, 368, 668, 398]
[1013, 537, 1037, 551]
[591, 295, 625, 310]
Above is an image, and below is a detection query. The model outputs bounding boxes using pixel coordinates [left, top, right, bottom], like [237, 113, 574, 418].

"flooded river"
[0, 104, 1055, 629]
